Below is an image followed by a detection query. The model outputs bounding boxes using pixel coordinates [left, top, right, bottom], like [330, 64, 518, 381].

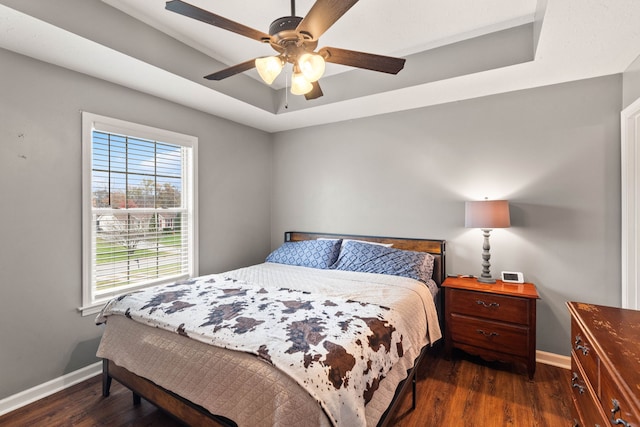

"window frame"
[80, 112, 198, 316]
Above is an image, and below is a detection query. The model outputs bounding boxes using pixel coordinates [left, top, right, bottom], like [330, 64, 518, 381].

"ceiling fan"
[165, 0, 406, 100]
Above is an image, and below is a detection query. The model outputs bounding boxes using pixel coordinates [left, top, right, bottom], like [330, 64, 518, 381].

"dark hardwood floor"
[0, 347, 573, 426]
[389, 348, 573, 426]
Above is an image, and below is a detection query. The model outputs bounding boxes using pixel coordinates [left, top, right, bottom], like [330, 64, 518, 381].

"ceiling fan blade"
[204, 59, 257, 80]
[296, 0, 359, 40]
[304, 82, 324, 100]
[318, 47, 406, 74]
[166, 0, 270, 42]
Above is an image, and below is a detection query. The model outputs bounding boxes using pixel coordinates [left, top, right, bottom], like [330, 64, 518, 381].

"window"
[81, 112, 197, 315]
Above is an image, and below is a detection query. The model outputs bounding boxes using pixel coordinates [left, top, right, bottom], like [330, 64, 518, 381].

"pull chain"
[285, 69, 289, 109]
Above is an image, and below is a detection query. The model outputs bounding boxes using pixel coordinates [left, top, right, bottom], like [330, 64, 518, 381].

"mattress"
[97, 263, 441, 426]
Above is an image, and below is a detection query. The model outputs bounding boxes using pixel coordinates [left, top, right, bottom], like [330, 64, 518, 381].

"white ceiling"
[102, 0, 537, 85]
[1, 0, 640, 133]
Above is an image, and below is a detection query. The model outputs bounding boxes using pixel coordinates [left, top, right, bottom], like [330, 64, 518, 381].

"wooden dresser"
[443, 276, 539, 379]
[568, 301, 640, 427]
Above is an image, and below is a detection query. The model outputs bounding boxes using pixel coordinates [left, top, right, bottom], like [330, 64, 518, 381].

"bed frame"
[102, 231, 446, 427]
[285, 231, 446, 287]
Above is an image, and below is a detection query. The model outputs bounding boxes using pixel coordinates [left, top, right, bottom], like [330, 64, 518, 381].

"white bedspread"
[225, 263, 441, 346]
[97, 263, 441, 426]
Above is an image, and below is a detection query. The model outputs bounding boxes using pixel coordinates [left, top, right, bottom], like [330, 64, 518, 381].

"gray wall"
[0, 42, 629, 399]
[272, 75, 622, 356]
[0, 48, 272, 400]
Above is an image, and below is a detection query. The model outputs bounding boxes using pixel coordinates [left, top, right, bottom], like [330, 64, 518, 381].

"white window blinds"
[81, 113, 197, 315]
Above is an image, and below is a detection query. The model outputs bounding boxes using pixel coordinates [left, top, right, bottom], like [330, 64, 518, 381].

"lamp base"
[477, 228, 496, 284]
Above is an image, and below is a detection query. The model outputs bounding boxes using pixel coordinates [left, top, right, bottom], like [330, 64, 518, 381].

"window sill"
[78, 301, 108, 317]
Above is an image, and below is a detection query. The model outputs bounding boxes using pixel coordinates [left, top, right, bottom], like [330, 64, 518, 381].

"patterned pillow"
[341, 239, 393, 247]
[331, 240, 434, 283]
[266, 239, 342, 269]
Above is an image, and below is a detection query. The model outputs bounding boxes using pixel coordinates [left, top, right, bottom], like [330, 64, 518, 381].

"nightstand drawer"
[449, 313, 529, 357]
[447, 288, 529, 324]
[443, 278, 539, 379]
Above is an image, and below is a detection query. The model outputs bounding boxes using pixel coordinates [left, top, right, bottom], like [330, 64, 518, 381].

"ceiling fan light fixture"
[166, 0, 406, 100]
[291, 70, 313, 95]
[298, 52, 325, 82]
[255, 56, 284, 85]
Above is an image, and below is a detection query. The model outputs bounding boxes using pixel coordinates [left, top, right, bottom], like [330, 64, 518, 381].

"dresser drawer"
[600, 367, 639, 427]
[449, 313, 529, 357]
[567, 302, 640, 427]
[571, 319, 599, 395]
[570, 356, 608, 427]
[447, 288, 529, 324]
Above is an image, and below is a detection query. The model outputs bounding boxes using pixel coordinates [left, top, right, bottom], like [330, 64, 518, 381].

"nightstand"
[442, 276, 540, 379]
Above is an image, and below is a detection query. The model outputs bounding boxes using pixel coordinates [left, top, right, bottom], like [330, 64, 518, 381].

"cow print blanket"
[97, 273, 416, 426]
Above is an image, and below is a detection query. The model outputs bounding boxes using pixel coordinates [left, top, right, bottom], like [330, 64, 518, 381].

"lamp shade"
[291, 70, 313, 95]
[298, 52, 325, 82]
[255, 56, 283, 85]
[465, 200, 511, 229]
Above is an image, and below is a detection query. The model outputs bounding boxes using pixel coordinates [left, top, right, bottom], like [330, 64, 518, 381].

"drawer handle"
[476, 329, 499, 338]
[571, 372, 585, 394]
[476, 300, 500, 308]
[574, 335, 590, 356]
[610, 399, 632, 427]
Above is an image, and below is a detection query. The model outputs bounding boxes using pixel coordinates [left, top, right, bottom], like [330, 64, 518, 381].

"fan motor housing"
[268, 15, 317, 59]
[269, 16, 303, 35]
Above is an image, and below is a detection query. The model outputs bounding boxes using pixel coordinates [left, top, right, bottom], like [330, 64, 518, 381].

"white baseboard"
[536, 350, 570, 370]
[0, 350, 570, 417]
[0, 361, 102, 417]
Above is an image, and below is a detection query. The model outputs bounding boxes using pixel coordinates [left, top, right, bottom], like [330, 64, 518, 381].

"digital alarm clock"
[501, 271, 524, 283]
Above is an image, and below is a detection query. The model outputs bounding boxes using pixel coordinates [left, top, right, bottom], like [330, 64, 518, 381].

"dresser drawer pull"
[574, 334, 590, 355]
[610, 399, 632, 427]
[476, 300, 500, 308]
[476, 329, 499, 337]
[571, 372, 585, 394]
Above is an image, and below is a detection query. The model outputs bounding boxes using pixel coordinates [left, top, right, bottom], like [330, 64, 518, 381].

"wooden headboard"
[284, 231, 446, 286]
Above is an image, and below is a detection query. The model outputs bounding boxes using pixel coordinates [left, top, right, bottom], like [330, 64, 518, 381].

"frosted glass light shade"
[291, 72, 313, 95]
[465, 200, 511, 229]
[298, 53, 325, 82]
[255, 56, 283, 85]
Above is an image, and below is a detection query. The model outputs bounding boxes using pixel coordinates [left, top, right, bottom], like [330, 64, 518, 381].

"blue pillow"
[331, 240, 434, 283]
[266, 239, 342, 269]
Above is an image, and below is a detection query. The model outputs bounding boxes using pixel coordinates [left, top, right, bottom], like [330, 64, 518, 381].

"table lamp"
[465, 199, 511, 283]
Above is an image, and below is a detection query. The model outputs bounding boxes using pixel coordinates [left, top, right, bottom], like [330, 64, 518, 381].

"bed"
[96, 231, 446, 426]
